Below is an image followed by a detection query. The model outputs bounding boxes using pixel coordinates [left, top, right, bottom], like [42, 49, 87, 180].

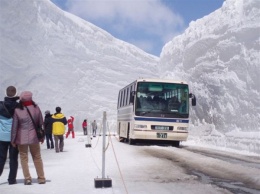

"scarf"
[22, 101, 33, 106]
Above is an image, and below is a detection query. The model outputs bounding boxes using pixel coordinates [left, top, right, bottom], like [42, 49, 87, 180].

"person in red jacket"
[82, 119, 87, 135]
[66, 116, 75, 138]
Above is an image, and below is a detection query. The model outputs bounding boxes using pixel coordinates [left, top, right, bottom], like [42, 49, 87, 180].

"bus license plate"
[157, 133, 167, 138]
[155, 126, 169, 130]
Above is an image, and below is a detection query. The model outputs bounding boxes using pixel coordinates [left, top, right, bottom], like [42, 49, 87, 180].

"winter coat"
[82, 121, 87, 128]
[11, 104, 43, 145]
[67, 116, 74, 129]
[44, 113, 53, 134]
[0, 97, 19, 141]
[51, 113, 67, 135]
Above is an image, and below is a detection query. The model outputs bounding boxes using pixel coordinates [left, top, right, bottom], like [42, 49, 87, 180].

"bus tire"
[119, 137, 124, 142]
[127, 129, 135, 145]
[172, 141, 180, 147]
[129, 138, 135, 145]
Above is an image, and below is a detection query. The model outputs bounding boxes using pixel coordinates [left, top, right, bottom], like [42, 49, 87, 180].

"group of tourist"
[0, 86, 100, 185]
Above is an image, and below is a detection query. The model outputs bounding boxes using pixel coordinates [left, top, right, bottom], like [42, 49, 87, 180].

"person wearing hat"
[0, 86, 19, 185]
[44, 110, 54, 149]
[11, 91, 46, 185]
[65, 116, 75, 138]
[51, 107, 67, 153]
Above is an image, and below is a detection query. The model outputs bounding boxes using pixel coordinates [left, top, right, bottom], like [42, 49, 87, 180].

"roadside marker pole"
[94, 111, 112, 188]
[102, 111, 106, 178]
[85, 119, 91, 148]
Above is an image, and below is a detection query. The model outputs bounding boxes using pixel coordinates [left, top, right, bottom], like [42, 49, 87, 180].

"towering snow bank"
[0, 0, 158, 129]
[160, 0, 260, 154]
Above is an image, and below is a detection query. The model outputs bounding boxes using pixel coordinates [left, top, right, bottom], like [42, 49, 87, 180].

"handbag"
[25, 106, 45, 140]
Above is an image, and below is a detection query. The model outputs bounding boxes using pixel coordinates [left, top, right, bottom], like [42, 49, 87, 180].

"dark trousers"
[83, 127, 87, 135]
[0, 141, 19, 183]
[45, 134, 54, 149]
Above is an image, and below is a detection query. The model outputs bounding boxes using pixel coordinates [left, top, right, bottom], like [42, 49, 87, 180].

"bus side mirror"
[130, 91, 135, 104]
[189, 93, 196, 106]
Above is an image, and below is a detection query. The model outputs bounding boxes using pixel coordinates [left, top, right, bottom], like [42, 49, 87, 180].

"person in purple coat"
[11, 91, 46, 185]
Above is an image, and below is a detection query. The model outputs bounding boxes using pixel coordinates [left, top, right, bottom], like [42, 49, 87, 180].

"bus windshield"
[135, 82, 189, 118]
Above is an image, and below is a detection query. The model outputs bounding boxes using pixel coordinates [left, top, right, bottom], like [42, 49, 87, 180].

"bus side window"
[130, 91, 135, 104]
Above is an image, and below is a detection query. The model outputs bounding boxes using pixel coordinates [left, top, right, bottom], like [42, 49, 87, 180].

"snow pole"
[94, 111, 112, 188]
[102, 111, 106, 178]
[85, 120, 91, 148]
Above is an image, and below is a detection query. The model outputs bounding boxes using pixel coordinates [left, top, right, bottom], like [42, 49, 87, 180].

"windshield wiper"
[160, 111, 187, 118]
[173, 112, 187, 118]
[140, 110, 153, 116]
[138, 108, 157, 115]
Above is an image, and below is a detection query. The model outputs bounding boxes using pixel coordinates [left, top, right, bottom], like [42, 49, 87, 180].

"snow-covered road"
[1, 133, 260, 194]
[143, 145, 260, 193]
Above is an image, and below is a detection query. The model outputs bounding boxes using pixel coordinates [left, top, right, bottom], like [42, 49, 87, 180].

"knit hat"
[6, 86, 17, 98]
[20, 91, 33, 102]
[45, 110, 50, 115]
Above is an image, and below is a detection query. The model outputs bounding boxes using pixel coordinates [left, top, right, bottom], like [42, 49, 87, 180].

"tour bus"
[117, 78, 196, 146]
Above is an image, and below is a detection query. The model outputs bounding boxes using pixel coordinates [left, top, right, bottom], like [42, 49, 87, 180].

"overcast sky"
[50, 0, 224, 56]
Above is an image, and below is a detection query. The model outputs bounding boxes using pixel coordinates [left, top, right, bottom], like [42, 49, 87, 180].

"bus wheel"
[119, 137, 124, 142]
[172, 141, 180, 147]
[129, 138, 135, 145]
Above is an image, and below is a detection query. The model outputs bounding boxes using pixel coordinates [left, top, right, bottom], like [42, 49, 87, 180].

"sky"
[50, 0, 225, 56]
[1, 132, 259, 194]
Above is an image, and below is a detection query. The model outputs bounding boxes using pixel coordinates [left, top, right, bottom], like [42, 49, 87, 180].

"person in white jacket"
[91, 120, 97, 137]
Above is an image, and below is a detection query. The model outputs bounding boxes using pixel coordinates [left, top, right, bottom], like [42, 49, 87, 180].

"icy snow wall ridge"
[0, 0, 158, 130]
[160, 0, 260, 154]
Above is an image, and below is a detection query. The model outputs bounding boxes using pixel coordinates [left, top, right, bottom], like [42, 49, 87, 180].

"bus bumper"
[132, 129, 188, 141]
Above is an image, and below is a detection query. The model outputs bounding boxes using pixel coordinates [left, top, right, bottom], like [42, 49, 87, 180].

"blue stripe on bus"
[134, 117, 189, 123]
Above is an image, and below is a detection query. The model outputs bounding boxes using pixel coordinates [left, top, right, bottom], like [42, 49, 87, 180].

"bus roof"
[118, 78, 189, 92]
[136, 78, 188, 85]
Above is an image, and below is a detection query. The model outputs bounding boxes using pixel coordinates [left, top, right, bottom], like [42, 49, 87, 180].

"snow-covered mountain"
[0, 0, 158, 128]
[160, 0, 260, 154]
[0, 0, 259, 154]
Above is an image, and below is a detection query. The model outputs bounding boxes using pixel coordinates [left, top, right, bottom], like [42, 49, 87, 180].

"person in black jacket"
[0, 86, 19, 185]
[44, 110, 54, 149]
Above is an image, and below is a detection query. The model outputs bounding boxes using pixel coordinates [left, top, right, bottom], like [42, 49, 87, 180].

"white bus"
[117, 78, 196, 146]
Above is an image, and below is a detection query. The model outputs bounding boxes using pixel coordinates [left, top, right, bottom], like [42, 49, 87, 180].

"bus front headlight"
[177, 127, 188, 130]
[134, 124, 147, 129]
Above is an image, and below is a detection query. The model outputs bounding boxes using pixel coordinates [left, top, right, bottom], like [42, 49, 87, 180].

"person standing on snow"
[11, 91, 46, 185]
[51, 107, 67, 153]
[44, 110, 54, 149]
[91, 120, 97, 137]
[66, 116, 75, 138]
[0, 86, 19, 185]
[82, 119, 87, 135]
